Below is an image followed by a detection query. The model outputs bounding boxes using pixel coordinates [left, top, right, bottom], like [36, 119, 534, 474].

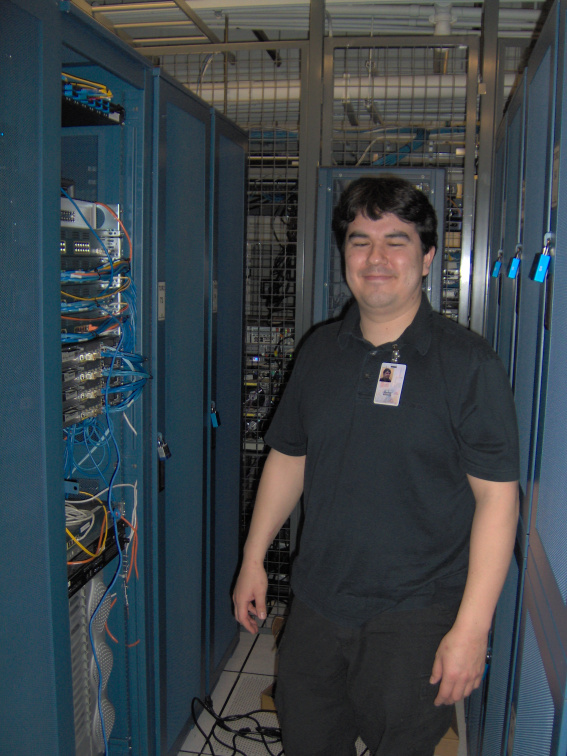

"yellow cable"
[61, 72, 112, 99]
[65, 494, 108, 558]
[61, 277, 131, 302]
[66, 527, 98, 557]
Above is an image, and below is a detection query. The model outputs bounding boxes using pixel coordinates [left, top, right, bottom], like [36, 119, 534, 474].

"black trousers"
[275, 598, 458, 756]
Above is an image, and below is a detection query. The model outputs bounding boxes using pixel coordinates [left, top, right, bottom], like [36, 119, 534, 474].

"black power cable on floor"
[191, 697, 284, 756]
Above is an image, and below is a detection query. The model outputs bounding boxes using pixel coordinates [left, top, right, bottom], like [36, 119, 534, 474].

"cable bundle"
[61, 189, 147, 756]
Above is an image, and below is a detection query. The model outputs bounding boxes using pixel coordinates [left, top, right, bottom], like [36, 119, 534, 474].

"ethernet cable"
[60, 188, 115, 286]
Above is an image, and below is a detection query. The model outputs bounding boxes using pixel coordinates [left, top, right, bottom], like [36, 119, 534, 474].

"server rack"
[207, 109, 248, 679]
[151, 68, 212, 755]
[478, 1, 567, 754]
[148, 66, 248, 756]
[1, 1, 154, 753]
[0, 3, 246, 755]
[0, 3, 75, 753]
[466, 74, 529, 756]
[60, 24, 154, 756]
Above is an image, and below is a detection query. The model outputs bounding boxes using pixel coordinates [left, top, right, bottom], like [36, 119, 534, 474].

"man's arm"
[233, 449, 305, 634]
[430, 476, 519, 705]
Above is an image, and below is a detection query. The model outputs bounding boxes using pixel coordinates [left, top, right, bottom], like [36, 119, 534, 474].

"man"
[233, 176, 519, 756]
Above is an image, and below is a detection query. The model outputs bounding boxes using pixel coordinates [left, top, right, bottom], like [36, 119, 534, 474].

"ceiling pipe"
[195, 72, 518, 103]
[431, 1, 455, 35]
[198, 75, 466, 103]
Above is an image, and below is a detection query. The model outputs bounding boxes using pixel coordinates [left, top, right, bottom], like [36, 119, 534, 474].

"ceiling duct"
[198, 74, 471, 103]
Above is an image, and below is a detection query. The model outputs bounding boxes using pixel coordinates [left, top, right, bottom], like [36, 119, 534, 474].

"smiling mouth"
[362, 271, 394, 281]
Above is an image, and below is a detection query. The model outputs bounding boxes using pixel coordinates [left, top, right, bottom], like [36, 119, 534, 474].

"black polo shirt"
[265, 295, 520, 627]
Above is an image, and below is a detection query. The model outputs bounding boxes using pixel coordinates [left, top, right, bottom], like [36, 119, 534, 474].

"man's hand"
[430, 625, 487, 705]
[233, 561, 269, 634]
[232, 450, 305, 634]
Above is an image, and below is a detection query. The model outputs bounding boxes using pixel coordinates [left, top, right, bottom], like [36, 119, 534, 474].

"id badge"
[374, 362, 406, 406]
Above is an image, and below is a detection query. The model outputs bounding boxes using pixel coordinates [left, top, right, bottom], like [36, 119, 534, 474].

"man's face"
[344, 212, 435, 321]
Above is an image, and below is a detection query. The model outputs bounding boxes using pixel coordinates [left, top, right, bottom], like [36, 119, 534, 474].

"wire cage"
[161, 32, 530, 615]
[327, 40, 474, 321]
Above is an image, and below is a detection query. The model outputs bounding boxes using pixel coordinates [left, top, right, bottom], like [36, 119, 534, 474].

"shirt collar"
[338, 293, 433, 356]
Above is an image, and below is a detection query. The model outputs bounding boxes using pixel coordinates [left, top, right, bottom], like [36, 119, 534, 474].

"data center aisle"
[176, 608, 466, 756]
[177, 609, 284, 756]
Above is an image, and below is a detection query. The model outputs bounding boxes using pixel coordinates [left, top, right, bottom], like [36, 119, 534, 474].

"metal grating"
[499, 39, 531, 110]
[329, 42, 474, 321]
[243, 129, 298, 608]
[330, 45, 469, 167]
[163, 47, 302, 127]
[316, 167, 446, 322]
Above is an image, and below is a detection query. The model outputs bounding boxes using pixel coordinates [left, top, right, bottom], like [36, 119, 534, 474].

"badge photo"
[374, 362, 406, 406]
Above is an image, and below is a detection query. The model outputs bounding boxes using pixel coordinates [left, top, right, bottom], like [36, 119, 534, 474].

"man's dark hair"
[332, 175, 438, 255]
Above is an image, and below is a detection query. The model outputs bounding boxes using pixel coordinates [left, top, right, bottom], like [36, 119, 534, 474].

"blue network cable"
[60, 187, 115, 286]
[60, 194, 146, 754]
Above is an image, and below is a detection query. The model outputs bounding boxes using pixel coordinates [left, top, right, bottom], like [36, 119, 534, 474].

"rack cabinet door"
[1, 3, 73, 753]
[152, 70, 211, 755]
[207, 111, 247, 686]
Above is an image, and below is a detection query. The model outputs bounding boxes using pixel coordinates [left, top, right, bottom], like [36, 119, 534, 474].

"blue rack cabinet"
[477, 1, 567, 754]
[0, 3, 246, 755]
[151, 68, 211, 756]
[207, 109, 247, 686]
[0, 2, 75, 752]
[150, 72, 246, 756]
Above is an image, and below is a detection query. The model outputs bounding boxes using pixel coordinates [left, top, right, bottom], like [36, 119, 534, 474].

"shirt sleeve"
[457, 355, 520, 482]
[264, 345, 309, 457]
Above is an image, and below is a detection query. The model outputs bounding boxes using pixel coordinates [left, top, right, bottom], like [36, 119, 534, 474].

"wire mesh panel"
[327, 41, 475, 321]
[163, 47, 302, 611]
[244, 145, 297, 608]
[163, 47, 302, 127]
[499, 39, 531, 107]
[314, 166, 446, 322]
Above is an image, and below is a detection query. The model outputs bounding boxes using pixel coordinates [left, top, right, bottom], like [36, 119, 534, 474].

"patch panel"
[61, 72, 125, 125]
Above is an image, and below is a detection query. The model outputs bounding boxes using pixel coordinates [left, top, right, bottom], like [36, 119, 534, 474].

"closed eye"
[385, 233, 410, 245]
